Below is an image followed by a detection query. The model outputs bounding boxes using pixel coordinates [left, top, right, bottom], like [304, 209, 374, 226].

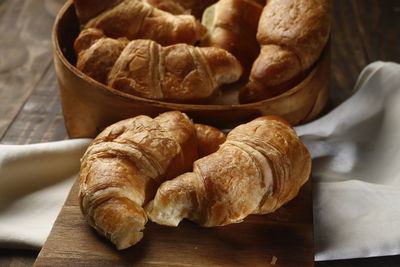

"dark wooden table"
[0, 0, 399, 266]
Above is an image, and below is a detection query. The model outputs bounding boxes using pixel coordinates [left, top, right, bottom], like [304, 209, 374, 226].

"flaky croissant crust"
[74, 29, 242, 103]
[145, 116, 311, 227]
[74, 0, 207, 45]
[79, 111, 311, 250]
[79, 112, 196, 249]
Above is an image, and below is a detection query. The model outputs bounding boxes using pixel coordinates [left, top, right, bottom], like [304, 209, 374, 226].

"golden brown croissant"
[239, 0, 332, 103]
[79, 111, 225, 249]
[74, 29, 242, 102]
[73, 0, 207, 46]
[144, 0, 218, 19]
[201, 0, 263, 72]
[145, 115, 311, 227]
[108, 39, 243, 102]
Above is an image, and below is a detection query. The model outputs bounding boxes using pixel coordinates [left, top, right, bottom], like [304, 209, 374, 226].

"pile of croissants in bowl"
[73, 0, 331, 104]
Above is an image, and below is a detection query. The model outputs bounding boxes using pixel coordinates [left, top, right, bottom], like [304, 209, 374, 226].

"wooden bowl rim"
[52, 0, 323, 111]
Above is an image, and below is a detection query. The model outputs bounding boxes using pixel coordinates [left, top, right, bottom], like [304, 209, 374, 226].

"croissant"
[108, 39, 243, 102]
[73, 0, 207, 46]
[239, 0, 332, 103]
[145, 115, 311, 227]
[201, 0, 263, 72]
[74, 28, 243, 103]
[79, 111, 225, 249]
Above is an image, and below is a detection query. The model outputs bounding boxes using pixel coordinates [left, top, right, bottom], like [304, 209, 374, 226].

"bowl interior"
[55, 4, 80, 67]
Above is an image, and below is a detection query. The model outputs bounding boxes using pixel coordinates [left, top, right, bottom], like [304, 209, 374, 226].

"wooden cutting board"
[34, 177, 314, 266]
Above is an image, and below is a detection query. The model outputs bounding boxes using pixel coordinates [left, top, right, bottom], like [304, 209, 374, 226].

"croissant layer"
[74, 0, 207, 46]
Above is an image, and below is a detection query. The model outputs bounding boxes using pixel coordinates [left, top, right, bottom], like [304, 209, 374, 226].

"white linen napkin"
[0, 61, 399, 260]
[0, 139, 91, 249]
[295, 61, 400, 260]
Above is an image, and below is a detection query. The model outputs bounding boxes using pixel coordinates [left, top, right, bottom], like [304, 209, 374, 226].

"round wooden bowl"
[53, 0, 330, 138]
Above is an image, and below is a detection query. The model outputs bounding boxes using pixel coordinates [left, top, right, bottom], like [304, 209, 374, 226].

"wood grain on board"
[34, 179, 314, 267]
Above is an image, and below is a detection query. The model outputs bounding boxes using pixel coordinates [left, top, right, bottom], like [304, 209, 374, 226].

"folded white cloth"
[0, 139, 91, 249]
[295, 61, 400, 260]
[0, 61, 399, 260]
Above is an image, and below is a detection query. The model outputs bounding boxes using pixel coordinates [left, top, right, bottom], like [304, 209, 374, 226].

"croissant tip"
[112, 219, 146, 250]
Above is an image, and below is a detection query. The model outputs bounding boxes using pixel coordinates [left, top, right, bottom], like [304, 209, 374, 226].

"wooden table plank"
[329, 0, 369, 105]
[34, 179, 314, 267]
[1, 65, 68, 144]
[329, 0, 400, 107]
[353, 0, 400, 63]
[0, 0, 64, 140]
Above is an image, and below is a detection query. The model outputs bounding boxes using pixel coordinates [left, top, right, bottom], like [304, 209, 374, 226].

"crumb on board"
[270, 255, 278, 265]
